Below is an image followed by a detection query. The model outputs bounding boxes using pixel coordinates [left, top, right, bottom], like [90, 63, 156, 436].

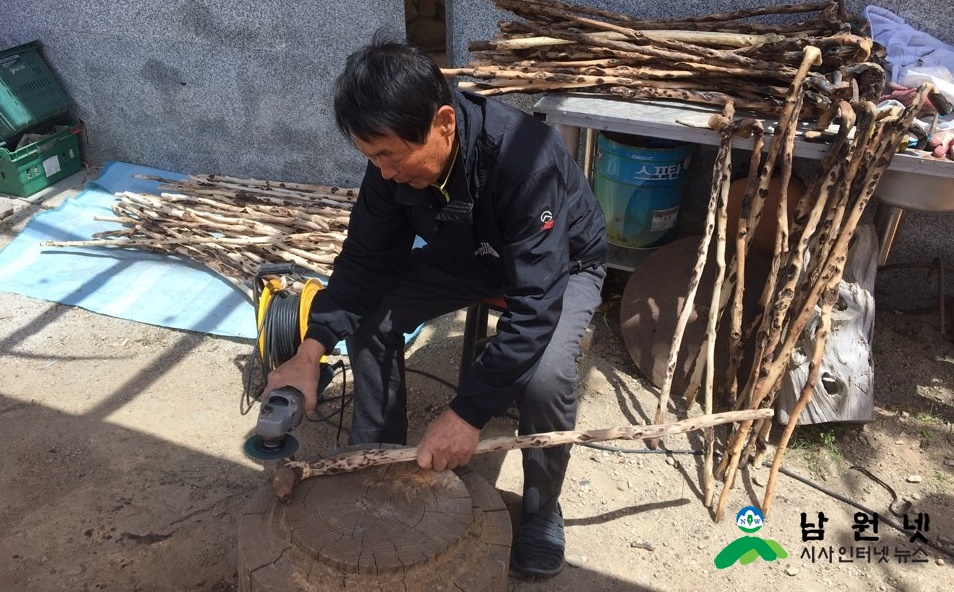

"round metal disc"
[243, 434, 300, 460]
[619, 237, 770, 393]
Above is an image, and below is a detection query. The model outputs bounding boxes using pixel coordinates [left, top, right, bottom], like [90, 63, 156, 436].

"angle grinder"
[244, 386, 306, 460]
[243, 362, 337, 460]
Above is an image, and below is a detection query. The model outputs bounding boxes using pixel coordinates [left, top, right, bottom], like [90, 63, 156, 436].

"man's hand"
[262, 338, 326, 416]
[416, 410, 480, 472]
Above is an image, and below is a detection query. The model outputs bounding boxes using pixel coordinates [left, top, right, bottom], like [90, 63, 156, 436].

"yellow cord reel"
[255, 276, 327, 369]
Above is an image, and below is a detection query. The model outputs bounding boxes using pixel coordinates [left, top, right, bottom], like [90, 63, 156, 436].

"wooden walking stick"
[271, 408, 774, 503]
[761, 278, 838, 517]
[641, 108, 730, 452]
[700, 108, 738, 507]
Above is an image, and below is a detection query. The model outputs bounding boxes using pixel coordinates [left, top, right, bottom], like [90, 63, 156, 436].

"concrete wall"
[1, 0, 405, 187]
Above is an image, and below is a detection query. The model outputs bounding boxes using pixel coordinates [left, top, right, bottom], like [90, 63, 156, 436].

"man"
[263, 31, 606, 579]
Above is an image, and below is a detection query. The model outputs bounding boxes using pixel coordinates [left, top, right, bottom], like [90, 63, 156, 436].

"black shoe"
[511, 505, 565, 579]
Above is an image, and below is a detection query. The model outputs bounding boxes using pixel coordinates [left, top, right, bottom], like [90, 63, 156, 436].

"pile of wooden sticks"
[642, 52, 932, 520]
[448, 0, 884, 119]
[43, 174, 356, 299]
[456, 0, 936, 519]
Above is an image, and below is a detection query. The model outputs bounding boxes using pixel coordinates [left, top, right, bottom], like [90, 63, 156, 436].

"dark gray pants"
[344, 251, 605, 516]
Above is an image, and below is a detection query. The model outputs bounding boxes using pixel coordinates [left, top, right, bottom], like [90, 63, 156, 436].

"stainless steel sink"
[872, 163, 954, 264]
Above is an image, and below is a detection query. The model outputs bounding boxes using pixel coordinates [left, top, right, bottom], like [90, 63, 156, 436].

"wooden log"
[678, 48, 820, 453]
[136, 173, 359, 203]
[465, 0, 873, 119]
[159, 188, 352, 219]
[775, 94, 925, 396]
[489, 0, 837, 74]
[717, 86, 930, 519]
[49, 164, 359, 299]
[272, 409, 774, 502]
[475, 29, 786, 51]
[739, 34, 873, 65]
[493, 0, 843, 35]
[723, 124, 767, 407]
[762, 279, 837, 517]
[734, 86, 811, 467]
[458, 80, 595, 95]
[157, 192, 340, 232]
[159, 183, 355, 211]
[606, 85, 774, 113]
[449, 64, 793, 97]
[42, 232, 340, 251]
[501, 18, 707, 62]
[700, 105, 737, 506]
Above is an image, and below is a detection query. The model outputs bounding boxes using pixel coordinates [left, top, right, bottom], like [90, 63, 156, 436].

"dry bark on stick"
[715, 86, 932, 520]
[136, 174, 358, 203]
[475, 29, 786, 51]
[50, 175, 357, 295]
[700, 107, 737, 507]
[493, 0, 842, 35]
[272, 408, 775, 503]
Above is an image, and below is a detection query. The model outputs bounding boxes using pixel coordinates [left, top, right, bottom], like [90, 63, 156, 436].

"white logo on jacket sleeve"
[540, 210, 554, 231]
[475, 242, 500, 258]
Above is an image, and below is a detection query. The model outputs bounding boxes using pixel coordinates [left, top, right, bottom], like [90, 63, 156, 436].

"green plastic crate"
[0, 120, 83, 197]
[0, 40, 71, 142]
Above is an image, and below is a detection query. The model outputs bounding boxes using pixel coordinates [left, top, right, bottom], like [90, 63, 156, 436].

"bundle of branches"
[447, 0, 885, 120]
[639, 46, 932, 520]
[43, 174, 357, 300]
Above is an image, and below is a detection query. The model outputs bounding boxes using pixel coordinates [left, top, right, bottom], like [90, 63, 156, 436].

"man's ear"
[434, 105, 456, 139]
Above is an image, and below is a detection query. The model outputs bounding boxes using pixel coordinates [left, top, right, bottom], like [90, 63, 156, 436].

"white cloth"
[865, 5, 954, 84]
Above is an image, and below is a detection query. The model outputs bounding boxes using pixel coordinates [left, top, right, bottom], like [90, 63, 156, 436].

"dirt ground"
[2, 172, 954, 592]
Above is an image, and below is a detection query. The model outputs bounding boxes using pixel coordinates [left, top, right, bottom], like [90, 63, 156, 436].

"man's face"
[351, 107, 456, 190]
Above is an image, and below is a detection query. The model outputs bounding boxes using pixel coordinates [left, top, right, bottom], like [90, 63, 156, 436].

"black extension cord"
[260, 289, 301, 370]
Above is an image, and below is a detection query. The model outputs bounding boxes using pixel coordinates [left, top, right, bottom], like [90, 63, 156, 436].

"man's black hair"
[334, 30, 452, 144]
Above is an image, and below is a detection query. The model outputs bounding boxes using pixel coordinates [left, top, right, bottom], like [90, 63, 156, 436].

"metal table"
[533, 93, 954, 269]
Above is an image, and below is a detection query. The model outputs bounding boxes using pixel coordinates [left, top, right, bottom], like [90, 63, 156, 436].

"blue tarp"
[0, 161, 258, 339]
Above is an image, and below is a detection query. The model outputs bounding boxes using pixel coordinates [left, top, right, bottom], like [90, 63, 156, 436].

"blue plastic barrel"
[593, 132, 693, 248]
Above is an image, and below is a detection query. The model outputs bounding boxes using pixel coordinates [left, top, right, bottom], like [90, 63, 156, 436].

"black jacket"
[306, 90, 606, 428]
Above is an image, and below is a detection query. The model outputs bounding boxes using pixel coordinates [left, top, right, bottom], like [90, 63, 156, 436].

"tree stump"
[238, 445, 511, 592]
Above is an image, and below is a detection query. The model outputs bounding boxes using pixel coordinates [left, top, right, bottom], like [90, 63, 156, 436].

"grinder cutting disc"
[243, 434, 300, 461]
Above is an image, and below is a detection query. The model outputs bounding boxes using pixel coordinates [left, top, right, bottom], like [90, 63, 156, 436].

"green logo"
[714, 506, 788, 569]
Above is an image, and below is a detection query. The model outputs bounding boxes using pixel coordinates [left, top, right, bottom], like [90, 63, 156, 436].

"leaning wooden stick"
[702, 108, 736, 507]
[271, 408, 774, 503]
[761, 279, 837, 517]
[642, 110, 732, 451]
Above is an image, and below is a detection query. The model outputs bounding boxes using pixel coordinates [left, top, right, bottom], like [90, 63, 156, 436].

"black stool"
[458, 297, 507, 385]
